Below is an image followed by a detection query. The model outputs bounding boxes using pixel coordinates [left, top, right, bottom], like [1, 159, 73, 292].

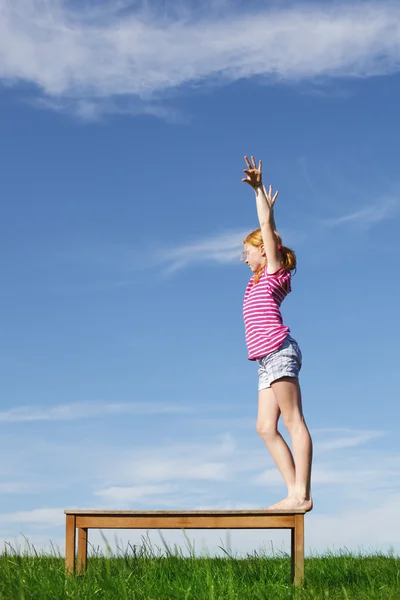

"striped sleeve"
[266, 267, 291, 296]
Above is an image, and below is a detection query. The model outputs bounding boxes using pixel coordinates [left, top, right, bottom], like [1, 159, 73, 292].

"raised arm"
[242, 156, 282, 274]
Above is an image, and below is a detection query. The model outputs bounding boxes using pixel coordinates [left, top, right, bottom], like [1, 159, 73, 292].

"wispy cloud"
[0, 401, 192, 423]
[156, 229, 249, 274]
[0, 482, 33, 494]
[31, 96, 185, 124]
[1, 1, 400, 118]
[323, 196, 399, 228]
[102, 435, 236, 490]
[94, 484, 177, 503]
[112, 458, 229, 484]
[0, 508, 64, 526]
[50, 228, 248, 285]
[314, 428, 386, 452]
[255, 464, 400, 487]
[253, 428, 396, 491]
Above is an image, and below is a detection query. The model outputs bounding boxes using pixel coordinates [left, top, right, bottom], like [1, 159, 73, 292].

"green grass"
[1, 538, 399, 599]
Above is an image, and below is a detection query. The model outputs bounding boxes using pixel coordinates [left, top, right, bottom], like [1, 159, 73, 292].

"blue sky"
[1, 0, 400, 557]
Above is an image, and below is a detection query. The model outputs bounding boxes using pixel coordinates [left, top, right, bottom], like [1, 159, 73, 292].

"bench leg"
[77, 528, 88, 574]
[65, 515, 76, 576]
[291, 514, 304, 585]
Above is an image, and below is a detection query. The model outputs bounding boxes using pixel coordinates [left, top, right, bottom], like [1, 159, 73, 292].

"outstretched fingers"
[254, 156, 262, 172]
[263, 184, 279, 206]
[243, 155, 263, 187]
[244, 155, 262, 171]
[242, 156, 252, 185]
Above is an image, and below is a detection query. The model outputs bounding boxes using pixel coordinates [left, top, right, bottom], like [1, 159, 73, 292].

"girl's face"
[243, 243, 266, 272]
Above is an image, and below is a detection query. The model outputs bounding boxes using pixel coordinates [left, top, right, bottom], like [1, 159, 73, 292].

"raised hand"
[262, 184, 279, 208]
[242, 155, 262, 189]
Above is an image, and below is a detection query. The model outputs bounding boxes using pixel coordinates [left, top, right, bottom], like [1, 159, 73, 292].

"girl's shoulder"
[264, 265, 291, 279]
[263, 266, 292, 293]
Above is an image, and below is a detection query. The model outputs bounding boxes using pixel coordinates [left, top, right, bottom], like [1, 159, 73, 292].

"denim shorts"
[257, 335, 302, 391]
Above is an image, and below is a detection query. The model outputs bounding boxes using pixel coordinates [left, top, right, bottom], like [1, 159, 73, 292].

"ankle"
[293, 490, 308, 501]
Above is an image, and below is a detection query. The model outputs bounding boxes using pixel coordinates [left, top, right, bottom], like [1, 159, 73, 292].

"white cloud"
[119, 458, 229, 483]
[323, 196, 400, 228]
[95, 484, 177, 502]
[0, 482, 33, 493]
[0, 508, 64, 526]
[306, 495, 400, 554]
[314, 429, 386, 452]
[0, 400, 192, 422]
[31, 95, 184, 123]
[252, 465, 395, 487]
[51, 228, 249, 282]
[250, 468, 284, 486]
[310, 467, 398, 485]
[253, 428, 400, 495]
[104, 435, 236, 488]
[1, 1, 400, 118]
[157, 229, 249, 273]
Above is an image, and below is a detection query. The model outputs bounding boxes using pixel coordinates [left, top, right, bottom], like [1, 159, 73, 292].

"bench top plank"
[65, 509, 306, 515]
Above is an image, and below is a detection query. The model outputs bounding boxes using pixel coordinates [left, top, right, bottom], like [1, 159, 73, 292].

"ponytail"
[276, 231, 297, 272]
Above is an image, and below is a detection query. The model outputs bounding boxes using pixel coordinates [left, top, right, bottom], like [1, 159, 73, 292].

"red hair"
[243, 228, 296, 284]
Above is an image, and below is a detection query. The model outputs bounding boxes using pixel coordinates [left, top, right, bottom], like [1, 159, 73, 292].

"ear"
[260, 244, 266, 256]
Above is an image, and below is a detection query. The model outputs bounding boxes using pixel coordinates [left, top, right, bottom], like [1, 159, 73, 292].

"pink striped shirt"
[243, 266, 291, 360]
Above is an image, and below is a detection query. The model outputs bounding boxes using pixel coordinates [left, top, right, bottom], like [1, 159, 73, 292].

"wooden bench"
[65, 509, 306, 585]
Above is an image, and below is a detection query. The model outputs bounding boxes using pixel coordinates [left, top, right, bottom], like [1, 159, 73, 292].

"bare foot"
[264, 497, 290, 511]
[265, 495, 313, 512]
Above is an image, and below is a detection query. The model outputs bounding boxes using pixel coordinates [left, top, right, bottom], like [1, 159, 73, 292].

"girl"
[242, 155, 313, 512]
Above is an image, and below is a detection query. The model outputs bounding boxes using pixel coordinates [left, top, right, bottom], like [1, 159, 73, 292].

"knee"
[256, 420, 278, 441]
[282, 413, 305, 434]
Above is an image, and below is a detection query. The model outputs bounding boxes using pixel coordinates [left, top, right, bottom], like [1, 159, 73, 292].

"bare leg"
[256, 387, 296, 497]
[269, 377, 313, 511]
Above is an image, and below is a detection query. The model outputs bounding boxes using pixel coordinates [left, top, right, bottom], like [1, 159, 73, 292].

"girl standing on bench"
[242, 156, 313, 512]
